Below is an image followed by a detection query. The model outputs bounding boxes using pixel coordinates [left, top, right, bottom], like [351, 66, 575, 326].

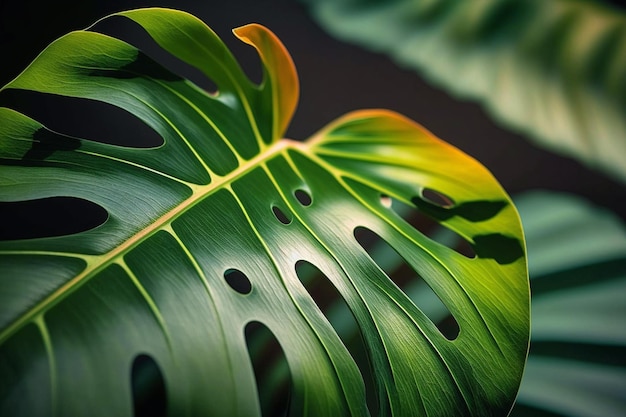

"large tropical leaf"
[0, 8, 528, 417]
[300, 0, 626, 184]
[510, 191, 626, 417]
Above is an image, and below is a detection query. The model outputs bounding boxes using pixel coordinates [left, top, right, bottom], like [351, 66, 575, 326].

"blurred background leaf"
[510, 191, 626, 417]
[300, 0, 626, 184]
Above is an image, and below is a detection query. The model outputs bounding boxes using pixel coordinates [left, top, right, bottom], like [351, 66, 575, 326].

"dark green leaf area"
[124, 229, 243, 416]
[168, 184, 364, 416]
[0, 255, 86, 330]
[44, 264, 171, 417]
[0, 323, 51, 417]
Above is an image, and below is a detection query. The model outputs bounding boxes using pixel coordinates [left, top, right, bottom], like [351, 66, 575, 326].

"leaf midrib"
[0, 139, 293, 345]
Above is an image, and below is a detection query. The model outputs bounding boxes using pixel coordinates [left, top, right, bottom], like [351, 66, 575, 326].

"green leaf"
[510, 191, 626, 417]
[0, 8, 528, 417]
[300, 0, 626, 184]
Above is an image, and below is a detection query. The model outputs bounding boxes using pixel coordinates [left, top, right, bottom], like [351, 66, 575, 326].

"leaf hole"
[272, 206, 292, 225]
[131, 354, 167, 417]
[90, 15, 218, 94]
[295, 261, 381, 414]
[294, 189, 312, 206]
[386, 194, 439, 236]
[224, 268, 252, 295]
[245, 321, 292, 417]
[421, 187, 454, 208]
[429, 227, 477, 259]
[354, 227, 460, 340]
[0, 197, 108, 241]
[0, 89, 163, 148]
[388, 196, 476, 259]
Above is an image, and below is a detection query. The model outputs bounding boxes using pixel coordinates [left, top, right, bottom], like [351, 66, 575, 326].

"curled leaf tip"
[234, 23, 299, 140]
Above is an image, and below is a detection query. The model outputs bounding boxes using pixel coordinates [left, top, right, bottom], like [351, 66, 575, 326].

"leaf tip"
[233, 23, 299, 141]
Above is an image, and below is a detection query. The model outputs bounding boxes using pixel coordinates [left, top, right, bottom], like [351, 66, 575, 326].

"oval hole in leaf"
[224, 268, 252, 295]
[354, 227, 460, 340]
[387, 194, 439, 235]
[131, 354, 167, 417]
[429, 226, 476, 259]
[0, 197, 108, 241]
[272, 205, 291, 225]
[245, 321, 292, 417]
[0, 89, 163, 148]
[388, 195, 476, 258]
[295, 260, 382, 414]
[90, 15, 218, 94]
[294, 189, 312, 206]
[422, 187, 455, 208]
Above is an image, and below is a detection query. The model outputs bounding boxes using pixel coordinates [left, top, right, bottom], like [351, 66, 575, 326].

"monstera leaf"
[0, 8, 528, 417]
[301, 0, 626, 184]
[510, 191, 626, 417]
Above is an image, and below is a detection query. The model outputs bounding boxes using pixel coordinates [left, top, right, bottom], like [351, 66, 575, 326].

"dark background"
[1, 0, 625, 240]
